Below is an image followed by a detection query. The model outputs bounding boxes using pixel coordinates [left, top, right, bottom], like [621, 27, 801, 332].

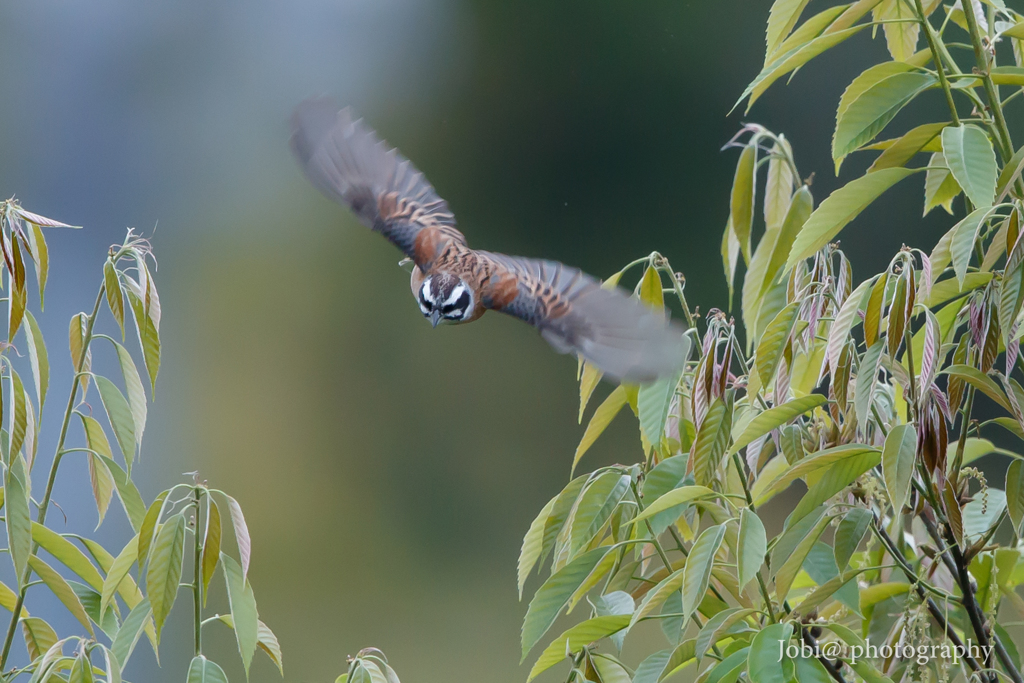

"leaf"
[774, 512, 831, 602]
[828, 277, 874, 378]
[521, 547, 609, 659]
[7, 370, 25, 461]
[221, 553, 259, 675]
[518, 497, 556, 598]
[138, 491, 167, 571]
[737, 509, 767, 591]
[147, 513, 185, 639]
[113, 342, 147, 445]
[24, 223, 48, 308]
[573, 386, 627, 473]
[96, 452, 147, 532]
[109, 598, 151, 669]
[88, 452, 115, 526]
[942, 364, 1014, 413]
[764, 139, 795, 228]
[527, 615, 630, 682]
[28, 556, 93, 635]
[23, 311, 48, 410]
[125, 286, 160, 391]
[203, 498, 222, 607]
[187, 655, 229, 683]
[951, 206, 1000, 287]
[6, 460, 31, 588]
[639, 374, 679, 450]
[20, 617, 57, 661]
[869, 121, 947, 172]
[102, 535, 139, 618]
[835, 507, 872, 569]
[578, 362, 602, 422]
[747, 623, 794, 683]
[873, 0, 920, 61]
[723, 219, 741, 305]
[757, 444, 881, 506]
[94, 376, 136, 469]
[790, 450, 880, 526]
[855, 340, 885, 426]
[924, 153, 963, 215]
[630, 486, 716, 526]
[630, 567, 685, 629]
[765, 0, 812, 60]
[738, 26, 868, 112]
[731, 145, 757, 263]
[693, 399, 732, 486]
[682, 524, 726, 622]
[696, 608, 755, 660]
[31, 524, 104, 590]
[569, 473, 629, 556]
[729, 395, 825, 456]
[787, 168, 917, 271]
[225, 494, 252, 579]
[832, 66, 935, 169]
[942, 124, 998, 208]
[257, 620, 285, 676]
[755, 301, 800, 388]
[964, 488, 1006, 541]
[104, 259, 124, 337]
[1008, 459, 1024, 534]
[881, 424, 917, 513]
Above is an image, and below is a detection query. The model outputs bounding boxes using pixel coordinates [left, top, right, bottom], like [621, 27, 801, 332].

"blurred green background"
[0, 1, 984, 681]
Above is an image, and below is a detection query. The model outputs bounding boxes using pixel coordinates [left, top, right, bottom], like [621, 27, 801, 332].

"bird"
[289, 97, 689, 383]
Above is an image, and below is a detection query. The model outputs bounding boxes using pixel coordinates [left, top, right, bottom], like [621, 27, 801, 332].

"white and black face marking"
[438, 281, 472, 321]
[417, 275, 472, 324]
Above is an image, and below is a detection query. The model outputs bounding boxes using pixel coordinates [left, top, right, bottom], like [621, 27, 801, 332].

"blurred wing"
[478, 253, 690, 383]
[290, 97, 465, 266]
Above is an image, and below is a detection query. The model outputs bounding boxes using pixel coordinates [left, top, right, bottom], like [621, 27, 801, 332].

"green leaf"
[785, 168, 917, 272]
[109, 598, 151, 670]
[639, 374, 679, 450]
[518, 498, 555, 598]
[257, 619, 285, 676]
[630, 485, 716, 526]
[833, 65, 935, 169]
[696, 607, 755, 660]
[738, 26, 868, 112]
[104, 259, 124, 337]
[96, 453, 147, 532]
[187, 655, 229, 683]
[873, 0, 921, 61]
[757, 444, 880, 506]
[747, 623, 794, 683]
[731, 145, 757, 263]
[94, 376, 136, 469]
[202, 498, 222, 607]
[765, 0, 812, 60]
[924, 153, 962, 215]
[631, 568, 685, 628]
[138, 491, 167, 571]
[31, 524, 103, 591]
[855, 340, 885, 427]
[8, 370, 26, 460]
[755, 301, 800, 389]
[25, 223, 48, 309]
[827, 276, 874, 379]
[125, 286, 160, 391]
[521, 547, 609, 660]
[941, 364, 1014, 414]
[834, 507, 872, 569]
[222, 553, 259, 676]
[21, 316, 47, 426]
[964, 489, 1006, 541]
[102, 534, 139, 618]
[1008, 459, 1024, 535]
[737, 509, 767, 591]
[868, 121, 947, 172]
[28, 556, 94, 635]
[701, 648, 749, 683]
[682, 524, 726, 622]
[147, 513, 185, 639]
[113, 342, 147, 446]
[20, 617, 57, 661]
[573, 386, 627, 474]
[773, 513, 831, 602]
[729, 395, 826, 456]
[693, 399, 732, 486]
[579, 361, 603, 422]
[526, 615, 630, 682]
[881, 424, 917, 513]
[570, 472, 629, 556]
[950, 206, 1000, 287]
[790, 450, 880, 526]
[6, 459, 31, 589]
[942, 124, 998, 208]
[223, 493, 252, 579]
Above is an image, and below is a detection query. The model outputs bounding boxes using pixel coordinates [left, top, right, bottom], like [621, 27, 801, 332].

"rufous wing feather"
[478, 254, 690, 383]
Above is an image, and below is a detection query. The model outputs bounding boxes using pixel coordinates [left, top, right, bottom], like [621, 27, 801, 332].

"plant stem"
[959, 0, 1014, 163]
[915, 0, 960, 126]
[193, 486, 203, 657]
[0, 284, 105, 674]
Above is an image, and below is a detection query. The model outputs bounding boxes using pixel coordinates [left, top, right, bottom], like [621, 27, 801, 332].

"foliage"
[0, 202, 284, 682]
[515, 2, 1024, 683]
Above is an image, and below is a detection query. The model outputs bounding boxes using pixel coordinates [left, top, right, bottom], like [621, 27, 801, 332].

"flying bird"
[289, 97, 689, 383]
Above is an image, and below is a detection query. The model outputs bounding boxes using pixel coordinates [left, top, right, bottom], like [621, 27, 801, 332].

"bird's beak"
[430, 310, 441, 328]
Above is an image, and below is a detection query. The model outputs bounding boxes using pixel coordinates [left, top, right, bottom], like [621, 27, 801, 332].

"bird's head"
[417, 273, 473, 327]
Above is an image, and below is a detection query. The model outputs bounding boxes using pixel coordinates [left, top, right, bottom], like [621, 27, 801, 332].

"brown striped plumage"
[290, 97, 689, 382]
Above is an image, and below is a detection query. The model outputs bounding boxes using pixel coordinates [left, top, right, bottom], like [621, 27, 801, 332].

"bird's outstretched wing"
[476, 253, 690, 383]
[290, 98, 465, 268]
